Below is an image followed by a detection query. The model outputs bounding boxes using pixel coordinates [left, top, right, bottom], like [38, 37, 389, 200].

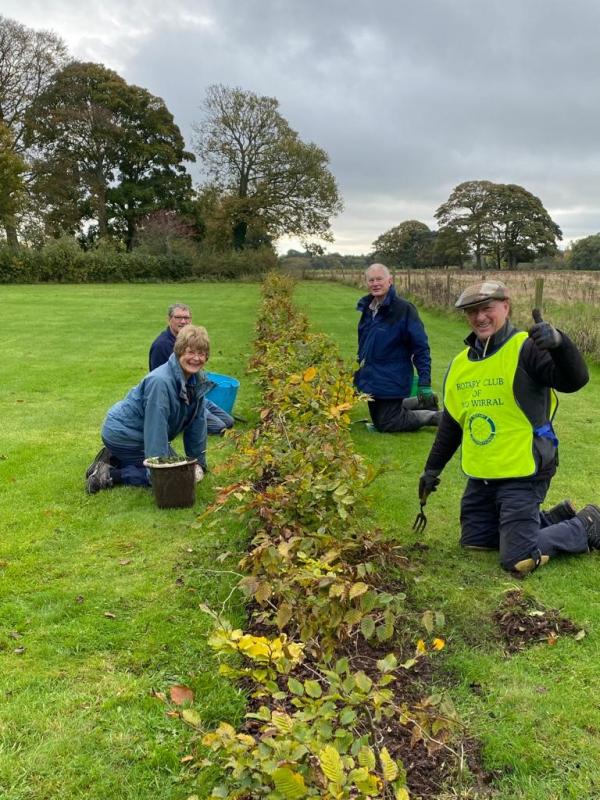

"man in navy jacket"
[149, 303, 234, 435]
[355, 264, 440, 432]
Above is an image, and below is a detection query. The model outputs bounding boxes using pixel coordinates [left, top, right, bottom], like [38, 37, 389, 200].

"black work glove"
[418, 470, 441, 503]
[528, 308, 562, 350]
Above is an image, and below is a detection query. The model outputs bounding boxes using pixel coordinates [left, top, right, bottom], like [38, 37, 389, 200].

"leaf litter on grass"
[494, 588, 583, 654]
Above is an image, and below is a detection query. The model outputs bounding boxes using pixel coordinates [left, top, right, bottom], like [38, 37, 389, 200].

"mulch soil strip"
[242, 614, 495, 799]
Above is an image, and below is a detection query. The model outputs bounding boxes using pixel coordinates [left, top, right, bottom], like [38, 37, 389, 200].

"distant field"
[299, 268, 600, 361]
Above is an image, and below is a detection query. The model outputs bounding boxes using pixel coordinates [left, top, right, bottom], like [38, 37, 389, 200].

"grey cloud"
[5, 0, 600, 252]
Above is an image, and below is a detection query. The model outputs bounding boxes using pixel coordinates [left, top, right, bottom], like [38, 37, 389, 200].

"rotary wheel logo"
[468, 413, 496, 445]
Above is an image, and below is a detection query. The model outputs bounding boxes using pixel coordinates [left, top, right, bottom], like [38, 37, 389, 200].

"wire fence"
[291, 266, 600, 361]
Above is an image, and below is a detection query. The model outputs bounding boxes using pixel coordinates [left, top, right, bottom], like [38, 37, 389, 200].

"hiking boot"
[402, 394, 440, 411]
[412, 410, 442, 427]
[86, 462, 113, 495]
[576, 504, 600, 550]
[543, 499, 577, 526]
[513, 554, 550, 574]
[86, 446, 112, 479]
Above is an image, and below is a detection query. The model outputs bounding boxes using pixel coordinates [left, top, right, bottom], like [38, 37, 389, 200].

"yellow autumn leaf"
[379, 747, 398, 781]
[303, 366, 317, 382]
[432, 638, 445, 651]
[289, 374, 302, 384]
[416, 639, 427, 655]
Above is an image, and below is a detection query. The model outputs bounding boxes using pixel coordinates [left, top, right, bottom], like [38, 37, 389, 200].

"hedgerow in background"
[193, 273, 460, 799]
[0, 240, 276, 282]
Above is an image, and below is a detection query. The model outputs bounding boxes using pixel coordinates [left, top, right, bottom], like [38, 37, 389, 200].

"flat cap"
[455, 280, 509, 310]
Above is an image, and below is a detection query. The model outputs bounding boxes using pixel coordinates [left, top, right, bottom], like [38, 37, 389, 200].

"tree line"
[0, 15, 341, 256]
[2, 15, 598, 270]
[371, 181, 569, 270]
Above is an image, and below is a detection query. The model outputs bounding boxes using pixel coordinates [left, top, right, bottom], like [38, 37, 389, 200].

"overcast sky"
[4, 0, 600, 254]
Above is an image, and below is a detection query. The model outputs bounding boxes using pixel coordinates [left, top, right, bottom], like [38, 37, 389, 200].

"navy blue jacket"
[355, 286, 432, 399]
[149, 328, 176, 371]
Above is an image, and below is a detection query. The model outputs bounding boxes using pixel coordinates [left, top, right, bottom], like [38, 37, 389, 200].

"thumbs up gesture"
[528, 308, 562, 350]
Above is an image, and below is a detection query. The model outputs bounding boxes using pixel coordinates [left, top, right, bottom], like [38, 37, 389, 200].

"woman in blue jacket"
[86, 325, 212, 494]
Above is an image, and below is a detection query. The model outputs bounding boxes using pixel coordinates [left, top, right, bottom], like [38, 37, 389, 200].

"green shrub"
[0, 240, 276, 283]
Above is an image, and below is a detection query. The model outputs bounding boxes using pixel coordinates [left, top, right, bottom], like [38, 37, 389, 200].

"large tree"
[435, 180, 561, 269]
[434, 180, 495, 268]
[0, 15, 68, 245]
[0, 121, 26, 230]
[193, 84, 342, 250]
[25, 62, 193, 249]
[371, 220, 432, 267]
[486, 183, 562, 269]
[568, 233, 600, 270]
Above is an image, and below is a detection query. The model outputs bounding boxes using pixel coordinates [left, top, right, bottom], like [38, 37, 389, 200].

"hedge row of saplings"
[195, 273, 457, 799]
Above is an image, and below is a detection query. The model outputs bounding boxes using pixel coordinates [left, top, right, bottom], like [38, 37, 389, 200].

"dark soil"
[494, 588, 581, 654]
[241, 615, 495, 799]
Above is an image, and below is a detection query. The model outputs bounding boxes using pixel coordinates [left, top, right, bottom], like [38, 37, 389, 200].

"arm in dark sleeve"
[424, 409, 462, 473]
[149, 336, 172, 371]
[407, 305, 432, 386]
[521, 333, 589, 393]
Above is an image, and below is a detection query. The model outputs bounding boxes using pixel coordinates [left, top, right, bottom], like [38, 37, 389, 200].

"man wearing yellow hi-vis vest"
[418, 280, 599, 574]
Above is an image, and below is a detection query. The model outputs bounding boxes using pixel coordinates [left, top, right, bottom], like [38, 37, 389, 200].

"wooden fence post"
[534, 277, 544, 311]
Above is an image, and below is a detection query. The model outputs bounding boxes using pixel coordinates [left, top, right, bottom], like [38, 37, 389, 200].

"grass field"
[2, 280, 600, 799]
[0, 284, 262, 800]
[295, 281, 600, 800]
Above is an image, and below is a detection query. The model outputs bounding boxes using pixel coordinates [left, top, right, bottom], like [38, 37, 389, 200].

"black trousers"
[368, 398, 427, 432]
[460, 477, 588, 571]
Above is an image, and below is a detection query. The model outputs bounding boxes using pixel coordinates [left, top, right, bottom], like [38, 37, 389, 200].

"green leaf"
[181, 708, 201, 727]
[319, 744, 346, 786]
[335, 657, 349, 674]
[376, 653, 398, 673]
[271, 711, 294, 734]
[357, 745, 376, 770]
[421, 609, 434, 634]
[354, 671, 373, 693]
[288, 677, 305, 696]
[272, 766, 307, 799]
[304, 679, 323, 698]
[360, 615, 376, 639]
[339, 707, 356, 725]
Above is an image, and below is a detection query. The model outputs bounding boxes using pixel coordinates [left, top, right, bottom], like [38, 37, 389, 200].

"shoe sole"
[513, 555, 550, 574]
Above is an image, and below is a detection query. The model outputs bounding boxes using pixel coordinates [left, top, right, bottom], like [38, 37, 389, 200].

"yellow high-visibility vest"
[444, 332, 556, 479]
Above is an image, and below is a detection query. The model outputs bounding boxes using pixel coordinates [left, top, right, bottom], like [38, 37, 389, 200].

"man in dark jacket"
[418, 279, 600, 574]
[355, 263, 440, 432]
[149, 303, 234, 435]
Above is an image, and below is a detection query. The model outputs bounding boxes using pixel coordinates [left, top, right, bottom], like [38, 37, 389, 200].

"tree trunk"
[126, 217, 136, 252]
[233, 219, 247, 250]
[4, 220, 19, 249]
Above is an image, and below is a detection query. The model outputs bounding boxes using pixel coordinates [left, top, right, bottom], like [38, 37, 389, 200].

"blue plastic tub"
[205, 372, 240, 414]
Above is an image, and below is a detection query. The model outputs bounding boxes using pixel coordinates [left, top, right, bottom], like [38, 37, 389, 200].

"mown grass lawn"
[295, 280, 600, 800]
[0, 283, 263, 800]
[2, 278, 600, 800]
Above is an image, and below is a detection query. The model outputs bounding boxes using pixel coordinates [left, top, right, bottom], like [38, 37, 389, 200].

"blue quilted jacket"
[102, 354, 211, 468]
[355, 286, 432, 399]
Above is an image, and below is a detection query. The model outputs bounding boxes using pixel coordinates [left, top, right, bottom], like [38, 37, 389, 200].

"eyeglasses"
[172, 315, 191, 321]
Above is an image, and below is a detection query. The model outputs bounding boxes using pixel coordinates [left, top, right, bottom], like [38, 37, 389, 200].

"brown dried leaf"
[170, 684, 194, 705]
